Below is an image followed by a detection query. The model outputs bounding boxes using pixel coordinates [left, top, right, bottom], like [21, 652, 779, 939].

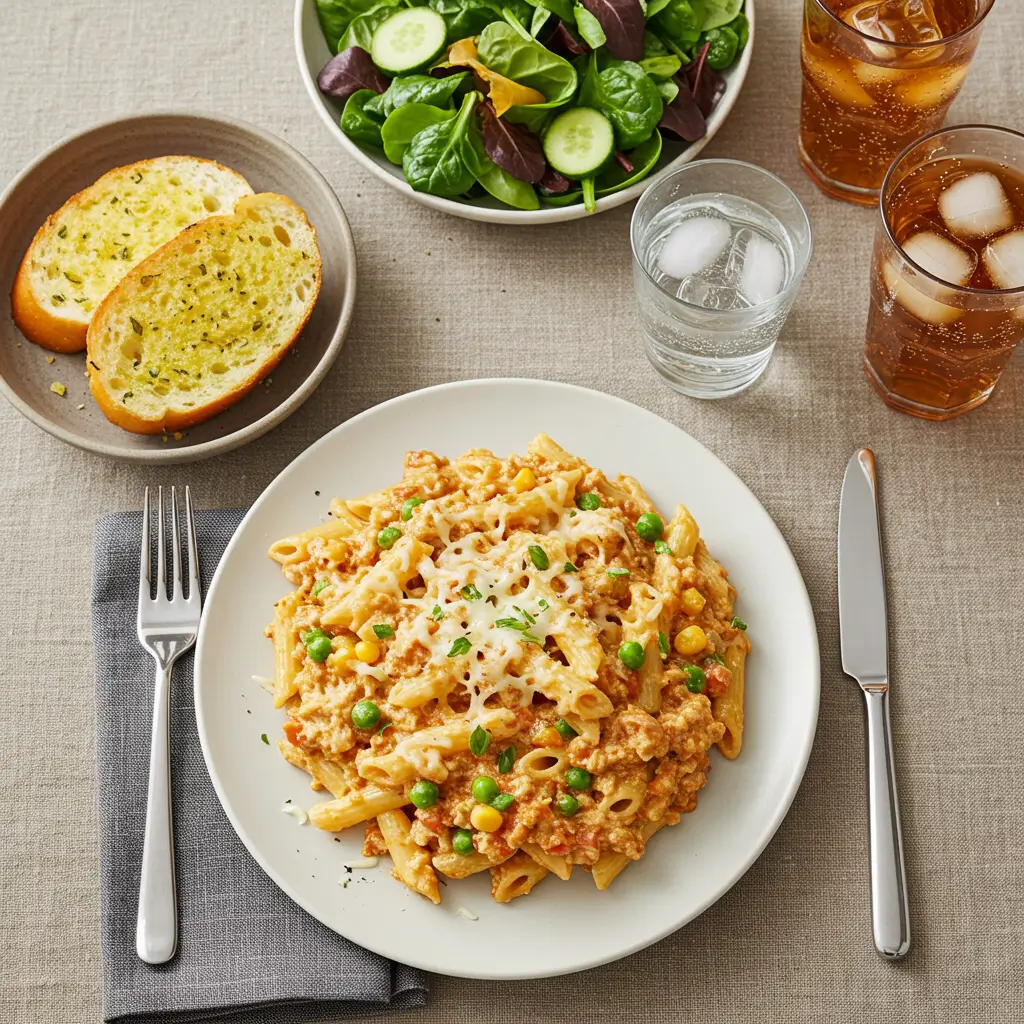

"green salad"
[315, 0, 747, 212]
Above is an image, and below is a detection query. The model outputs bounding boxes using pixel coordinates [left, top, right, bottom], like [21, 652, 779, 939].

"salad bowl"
[295, 0, 754, 224]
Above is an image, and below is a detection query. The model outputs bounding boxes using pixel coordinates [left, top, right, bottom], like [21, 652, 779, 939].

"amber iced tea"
[800, 0, 993, 204]
[865, 127, 1024, 419]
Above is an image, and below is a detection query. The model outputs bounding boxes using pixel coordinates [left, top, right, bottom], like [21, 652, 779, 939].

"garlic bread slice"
[12, 156, 253, 353]
[86, 193, 321, 434]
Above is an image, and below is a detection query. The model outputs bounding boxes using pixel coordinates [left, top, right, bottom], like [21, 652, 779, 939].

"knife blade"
[839, 448, 888, 688]
[837, 448, 910, 960]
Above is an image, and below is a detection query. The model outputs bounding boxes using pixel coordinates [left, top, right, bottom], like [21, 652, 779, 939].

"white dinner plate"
[195, 378, 820, 979]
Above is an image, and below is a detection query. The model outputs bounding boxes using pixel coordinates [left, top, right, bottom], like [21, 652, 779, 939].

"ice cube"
[739, 232, 787, 306]
[802, 38, 876, 107]
[852, 60, 911, 87]
[845, 0, 942, 45]
[678, 277, 747, 310]
[883, 231, 974, 324]
[657, 217, 732, 280]
[938, 172, 1014, 240]
[896, 62, 969, 108]
[983, 230, 1024, 290]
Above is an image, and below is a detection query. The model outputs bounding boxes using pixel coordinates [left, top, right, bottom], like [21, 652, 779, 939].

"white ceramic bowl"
[294, 0, 754, 224]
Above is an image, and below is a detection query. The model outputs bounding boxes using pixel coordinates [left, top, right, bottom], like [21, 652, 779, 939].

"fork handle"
[136, 660, 177, 964]
[864, 687, 910, 959]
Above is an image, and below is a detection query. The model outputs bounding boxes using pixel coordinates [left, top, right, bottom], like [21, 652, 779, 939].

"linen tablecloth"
[1, 0, 1022, 1021]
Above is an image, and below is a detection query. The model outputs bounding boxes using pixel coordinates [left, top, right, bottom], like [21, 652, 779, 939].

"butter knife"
[838, 449, 911, 960]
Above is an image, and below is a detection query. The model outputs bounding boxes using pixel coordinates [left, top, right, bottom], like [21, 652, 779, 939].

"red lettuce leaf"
[686, 40, 727, 118]
[658, 76, 706, 143]
[480, 101, 546, 184]
[317, 46, 389, 104]
[540, 18, 590, 57]
[581, 0, 644, 61]
[539, 166, 572, 193]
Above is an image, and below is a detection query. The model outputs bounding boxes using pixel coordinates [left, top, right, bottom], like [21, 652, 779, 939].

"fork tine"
[170, 486, 183, 600]
[185, 486, 201, 604]
[140, 486, 151, 594]
[156, 485, 166, 601]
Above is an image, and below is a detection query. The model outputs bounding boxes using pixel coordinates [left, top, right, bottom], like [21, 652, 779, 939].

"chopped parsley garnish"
[57, 225, 67, 238]
[520, 631, 543, 645]
[312, 578, 330, 596]
[469, 725, 490, 756]
[431, 604, 445, 621]
[490, 793, 515, 811]
[447, 637, 471, 657]
[705, 653, 726, 666]
[606, 568, 630, 579]
[495, 617, 527, 630]
[528, 545, 549, 571]
[377, 721, 393, 736]
[498, 746, 515, 774]
[461, 584, 482, 601]
[538, 598, 549, 611]
[563, 562, 579, 573]
[260, 733, 269, 745]
[372, 623, 394, 639]
[654, 540, 672, 556]
[731, 616, 747, 631]
[657, 631, 669, 656]
[129, 316, 143, 335]
[512, 605, 535, 625]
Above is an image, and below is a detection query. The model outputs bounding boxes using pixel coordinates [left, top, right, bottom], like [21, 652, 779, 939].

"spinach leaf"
[462, 127, 541, 209]
[579, 53, 663, 149]
[429, 0, 504, 39]
[316, 0, 392, 52]
[339, 2, 401, 50]
[502, 5, 534, 37]
[573, 3, 607, 48]
[639, 54, 681, 78]
[477, 22, 578, 130]
[642, 29, 670, 56]
[530, 5, 552, 35]
[656, 78, 679, 103]
[366, 73, 469, 118]
[650, 0, 701, 56]
[542, 128, 661, 205]
[403, 91, 480, 196]
[580, 0, 645, 60]
[521, 0, 575, 25]
[340, 89, 386, 148]
[382, 103, 457, 163]
[317, 47, 390, 105]
[699, 0, 742, 31]
[730, 10, 749, 49]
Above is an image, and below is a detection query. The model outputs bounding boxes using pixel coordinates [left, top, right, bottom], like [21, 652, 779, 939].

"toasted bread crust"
[11, 156, 252, 353]
[87, 193, 322, 434]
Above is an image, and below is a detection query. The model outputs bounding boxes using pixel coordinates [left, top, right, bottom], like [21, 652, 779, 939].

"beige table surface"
[2, 0, 1023, 1021]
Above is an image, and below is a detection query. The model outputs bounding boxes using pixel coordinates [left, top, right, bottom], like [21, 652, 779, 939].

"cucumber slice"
[542, 107, 614, 179]
[371, 8, 447, 76]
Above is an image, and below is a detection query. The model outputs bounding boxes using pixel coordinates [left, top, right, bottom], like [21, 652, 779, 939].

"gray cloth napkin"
[92, 508, 429, 1024]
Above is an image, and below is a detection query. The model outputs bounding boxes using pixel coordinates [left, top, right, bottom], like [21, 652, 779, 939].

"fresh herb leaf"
[372, 623, 395, 639]
[731, 616, 747, 631]
[261, 733, 269, 745]
[657, 631, 669, 656]
[606, 567, 630, 578]
[498, 745, 516, 773]
[432, 604, 445, 621]
[538, 598, 549, 611]
[512, 605, 535, 624]
[129, 316, 143, 335]
[312, 578, 330, 596]
[496, 617, 528, 630]
[377, 720, 394, 735]
[521, 631, 543, 645]
[528, 545, 549, 570]
[654, 539, 672, 555]
[447, 636, 471, 657]
[563, 561, 579, 573]
[461, 584, 483, 601]
[705, 652, 726, 665]
[469, 724, 491, 756]
[57, 225, 67, 238]
[490, 792, 515, 810]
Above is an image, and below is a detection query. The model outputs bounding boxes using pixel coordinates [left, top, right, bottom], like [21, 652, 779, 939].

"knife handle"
[863, 687, 910, 959]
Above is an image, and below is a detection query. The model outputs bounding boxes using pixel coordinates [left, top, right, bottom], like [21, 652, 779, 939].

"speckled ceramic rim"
[0, 111, 357, 464]
[294, 0, 755, 224]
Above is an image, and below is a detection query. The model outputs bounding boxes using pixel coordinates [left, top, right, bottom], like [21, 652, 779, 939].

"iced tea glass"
[800, 0, 995, 205]
[864, 124, 1024, 419]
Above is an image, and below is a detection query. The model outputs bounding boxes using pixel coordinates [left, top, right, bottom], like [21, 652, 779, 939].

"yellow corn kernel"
[512, 467, 536, 493]
[470, 804, 503, 832]
[674, 625, 708, 656]
[354, 640, 380, 664]
[681, 587, 706, 616]
[327, 638, 355, 668]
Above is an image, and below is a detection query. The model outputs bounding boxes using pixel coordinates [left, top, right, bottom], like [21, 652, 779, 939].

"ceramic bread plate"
[0, 112, 356, 464]
[294, 0, 754, 224]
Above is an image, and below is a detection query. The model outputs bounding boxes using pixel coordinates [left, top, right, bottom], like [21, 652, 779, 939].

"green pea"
[377, 526, 402, 549]
[351, 698, 381, 729]
[452, 828, 475, 855]
[618, 640, 645, 671]
[565, 766, 591, 791]
[557, 793, 580, 816]
[682, 664, 707, 693]
[401, 497, 423, 521]
[636, 513, 664, 542]
[409, 779, 439, 809]
[554, 718, 578, 741]
[528, 545, 549, 570]
[576, 493, 601, 511]
[306, 634, 332, 663]
[705, 26, 739, 70]
[472, 775, 500, 803]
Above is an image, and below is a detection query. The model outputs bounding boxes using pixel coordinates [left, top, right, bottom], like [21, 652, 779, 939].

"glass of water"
[631, 160, 813, 398]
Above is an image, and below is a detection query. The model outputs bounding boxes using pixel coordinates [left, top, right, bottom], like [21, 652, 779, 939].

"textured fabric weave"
[2, 0, 1024, 1021]
[91, 509, 427, 1023]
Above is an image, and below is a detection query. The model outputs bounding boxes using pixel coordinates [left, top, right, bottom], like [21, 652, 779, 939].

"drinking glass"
[799, 0, 995, 206]
[630, 160, 812, 399]
[864, 124, 1024, 419]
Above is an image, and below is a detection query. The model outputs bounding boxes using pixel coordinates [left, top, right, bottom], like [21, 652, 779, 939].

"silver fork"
[135, 486, 201, 964]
